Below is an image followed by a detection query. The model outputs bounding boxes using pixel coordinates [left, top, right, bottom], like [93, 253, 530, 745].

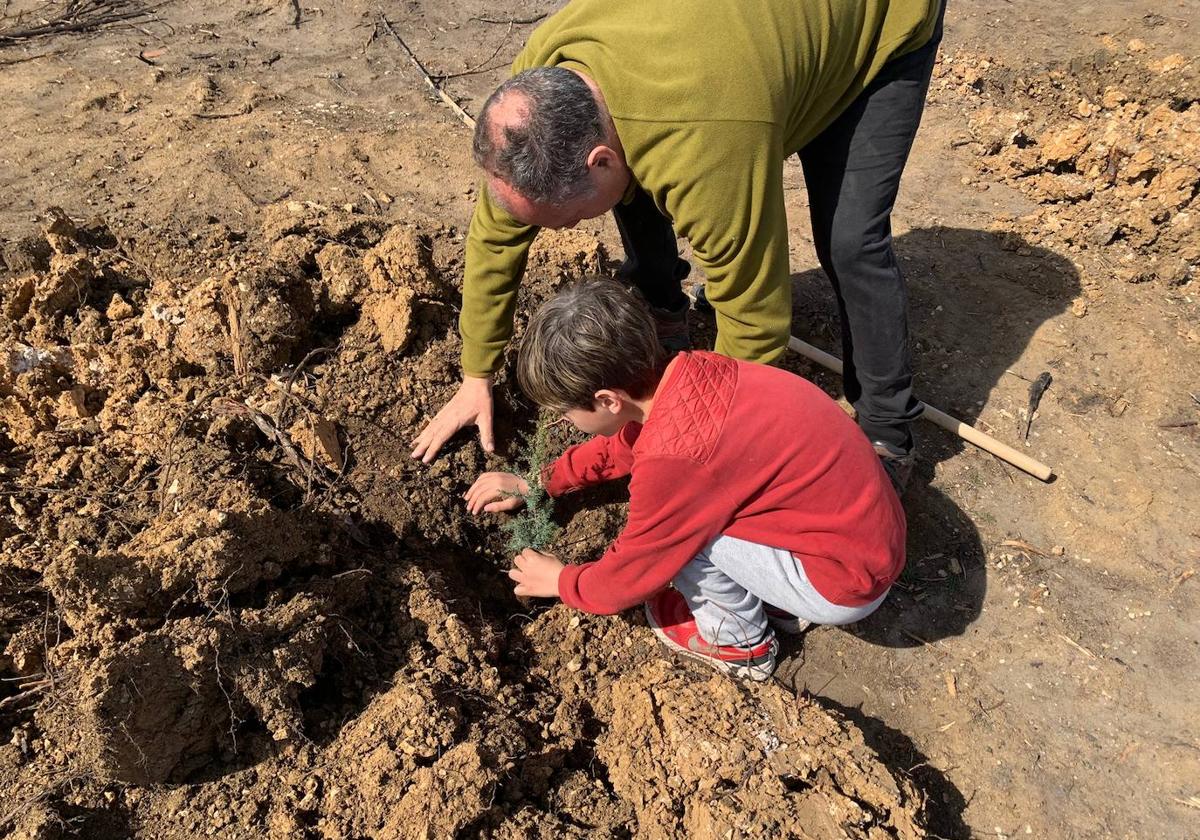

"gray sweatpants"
[673, 534, 889, 647]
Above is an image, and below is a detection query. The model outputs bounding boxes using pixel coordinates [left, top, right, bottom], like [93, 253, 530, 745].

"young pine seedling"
[503, 411, 561, 553]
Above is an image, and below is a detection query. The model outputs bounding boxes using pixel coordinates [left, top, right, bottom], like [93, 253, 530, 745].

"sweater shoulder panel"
[634, 353, 738, 464]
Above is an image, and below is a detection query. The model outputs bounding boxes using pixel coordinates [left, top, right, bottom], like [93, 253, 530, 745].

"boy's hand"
[509, 548, 564, 598]
[464, 472, 530, 515]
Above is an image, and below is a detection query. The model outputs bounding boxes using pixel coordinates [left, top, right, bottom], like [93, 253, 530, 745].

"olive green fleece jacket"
[460, 0, 941, 378]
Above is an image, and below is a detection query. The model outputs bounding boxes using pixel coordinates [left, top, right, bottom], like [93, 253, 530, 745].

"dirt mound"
[935, 45, 1199, 286]
[1, 207, 926, 837]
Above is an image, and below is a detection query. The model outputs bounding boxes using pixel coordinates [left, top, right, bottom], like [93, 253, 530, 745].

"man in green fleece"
[412, 0, 946, 490]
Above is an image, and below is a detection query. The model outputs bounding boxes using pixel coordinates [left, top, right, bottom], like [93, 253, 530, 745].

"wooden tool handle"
[787, 336, 1055, 481]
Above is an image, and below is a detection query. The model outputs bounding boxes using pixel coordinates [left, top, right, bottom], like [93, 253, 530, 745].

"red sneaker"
[764, 604, 812, 636]
[644, 589, 778, 682]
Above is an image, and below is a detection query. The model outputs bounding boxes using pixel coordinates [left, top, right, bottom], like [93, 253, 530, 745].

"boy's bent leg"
[797, 6, 946, 455]
[671, 544, 769, 647]
[705, 535, 890, 627]
[644, 585, 776, 682]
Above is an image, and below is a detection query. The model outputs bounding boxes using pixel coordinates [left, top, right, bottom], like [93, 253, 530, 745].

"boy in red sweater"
[465, 279, 905, 680]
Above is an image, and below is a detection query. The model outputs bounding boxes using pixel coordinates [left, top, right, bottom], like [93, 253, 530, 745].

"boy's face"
[563, 402, 625, 437]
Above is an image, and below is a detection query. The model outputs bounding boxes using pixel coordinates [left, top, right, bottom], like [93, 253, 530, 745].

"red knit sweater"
[549, 352, 906, 614]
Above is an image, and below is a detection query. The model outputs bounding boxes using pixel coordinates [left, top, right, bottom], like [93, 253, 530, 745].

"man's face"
[487, 175, 620, 230]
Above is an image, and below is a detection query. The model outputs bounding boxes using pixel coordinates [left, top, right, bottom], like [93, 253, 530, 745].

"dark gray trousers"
[612, 4, 946, 452]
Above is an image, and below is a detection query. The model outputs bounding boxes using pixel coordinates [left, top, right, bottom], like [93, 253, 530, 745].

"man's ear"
[593, 388, 624, 414]
[586, 145, 617, 170]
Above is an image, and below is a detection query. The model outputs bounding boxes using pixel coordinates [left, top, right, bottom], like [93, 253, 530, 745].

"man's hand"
[464, 472, 530, 515]
[411, 375, 495, 463]
[508, 548, 564, 599]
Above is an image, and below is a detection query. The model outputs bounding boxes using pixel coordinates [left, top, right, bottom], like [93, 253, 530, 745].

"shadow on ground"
[816, 695, 974, 840]
[849, 479, 987, 647]
[788, 226, 1081, 471]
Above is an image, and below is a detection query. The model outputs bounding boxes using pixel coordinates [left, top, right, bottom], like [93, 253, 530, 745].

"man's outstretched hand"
[508, 548, 564, 599]
[411, 374, 495, 463]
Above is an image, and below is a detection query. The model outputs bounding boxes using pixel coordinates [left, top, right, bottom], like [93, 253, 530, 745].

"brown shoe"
[650, 300, 692, 353]
[872, 441, 916, 495]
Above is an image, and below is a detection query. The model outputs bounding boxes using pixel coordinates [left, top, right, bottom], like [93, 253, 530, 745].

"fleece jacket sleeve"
[558, 455, 734, 614]
[459, 184, 539, 378]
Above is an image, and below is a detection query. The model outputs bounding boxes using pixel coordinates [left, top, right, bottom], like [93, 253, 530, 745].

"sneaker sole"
[648, 622, 777, 682]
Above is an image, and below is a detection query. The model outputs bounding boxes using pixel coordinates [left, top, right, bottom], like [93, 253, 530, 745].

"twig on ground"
[0, 49, 60, 66]
[192, 111, 243, 119]
[97, 236, 158, 285]
[361, 19, 378, 52]
[999, 538, 1048, 557]
[290, 0, 301, 28]
[437, 21, 512, 80]
[282, 346, 336, 397]
[376, 11, 475, 129]
[901, 629, 950, 657]
[213, 647, 241, 754]
[0, 771, 81, 830]
[213, 398, 307, 473]
[220, 277, 248, 373]
[210, 396, 337, 502]
[0, 1, 165, 45]
[470, 13, 548, 25]
[811, 673, 838, 696]
[41, 594, 60, 691]
[0, 681, 49, 710]
[1057, 633, 1097, 659]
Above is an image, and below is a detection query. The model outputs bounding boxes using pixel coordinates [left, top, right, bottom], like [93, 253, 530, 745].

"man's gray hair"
[473, 67, 605, 204]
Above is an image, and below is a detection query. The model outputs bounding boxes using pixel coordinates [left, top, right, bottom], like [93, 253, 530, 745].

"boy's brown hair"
[517, 277, 665, 412]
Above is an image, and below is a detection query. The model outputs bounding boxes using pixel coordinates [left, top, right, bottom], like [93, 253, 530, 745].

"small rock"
[106, 293, 135, 321]
[367, 288, 416, 354]
[1038, 123, 1090, 164]
[1149, 53, 1188, 73]
[1101, 87, 1128, 109]
[56, 387, 91, 420]
[287, 417, 343, 470]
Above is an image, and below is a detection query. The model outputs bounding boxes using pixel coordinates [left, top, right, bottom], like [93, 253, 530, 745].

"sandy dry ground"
[2, 1, 1198, 838]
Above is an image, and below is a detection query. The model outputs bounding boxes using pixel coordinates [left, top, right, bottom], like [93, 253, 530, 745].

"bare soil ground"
[1, 1, 1197, 838]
